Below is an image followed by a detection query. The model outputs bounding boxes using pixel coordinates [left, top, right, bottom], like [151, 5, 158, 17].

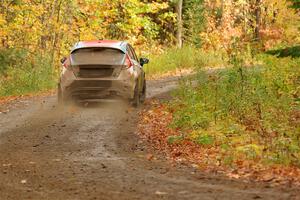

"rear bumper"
[62, 79, 134, 100]
[59, 64, 140, 101]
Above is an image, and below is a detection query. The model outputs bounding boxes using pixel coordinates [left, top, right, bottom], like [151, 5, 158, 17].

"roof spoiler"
[70, 47, 126, 54]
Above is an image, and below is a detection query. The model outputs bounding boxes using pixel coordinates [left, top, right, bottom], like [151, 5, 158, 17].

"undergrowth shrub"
[0, 48, 28, 74]
[0, 49, 57, 97]
[144, 46, 224, 76]
[170, 54, 300, 166]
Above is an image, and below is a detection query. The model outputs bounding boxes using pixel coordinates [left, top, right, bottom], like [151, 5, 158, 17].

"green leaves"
[170, 53, 300, 166]
[289, 0, 300, 10]
[183, 0, 205, 46]
[193, 134, 214, 146]
[167, 135, 184, 144]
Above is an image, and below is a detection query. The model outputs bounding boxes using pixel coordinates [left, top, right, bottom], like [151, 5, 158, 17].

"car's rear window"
[71, 48, 125, 65]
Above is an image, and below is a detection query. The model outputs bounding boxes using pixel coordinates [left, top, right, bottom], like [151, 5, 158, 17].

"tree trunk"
[255, 0, 261, 41]
[51, 0, 63, 67]
[176, 0, 183, 48]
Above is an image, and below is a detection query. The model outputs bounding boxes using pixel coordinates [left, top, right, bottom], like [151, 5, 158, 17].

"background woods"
[0, 0, 177, 96]
[0, 0, 175, 59]
[0, 0, 299, 95]
[0, 0, 299, 59]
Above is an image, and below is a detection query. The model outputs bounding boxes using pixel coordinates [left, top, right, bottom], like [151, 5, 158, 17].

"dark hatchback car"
[58, 40, 149, 106]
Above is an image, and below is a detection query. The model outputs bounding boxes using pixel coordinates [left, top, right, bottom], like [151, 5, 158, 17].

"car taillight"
[125, 54, 133, 69]
[63, 60, 70, 69]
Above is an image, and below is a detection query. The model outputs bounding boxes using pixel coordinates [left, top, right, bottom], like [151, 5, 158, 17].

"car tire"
[57, 84, 67, 107]
[132, 83, 140, 108]
[140, 80, 146, 104]
[58, 84, 62, 103]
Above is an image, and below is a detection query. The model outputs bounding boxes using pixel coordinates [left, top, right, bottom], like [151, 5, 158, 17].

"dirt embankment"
[0, 77, 299, 200]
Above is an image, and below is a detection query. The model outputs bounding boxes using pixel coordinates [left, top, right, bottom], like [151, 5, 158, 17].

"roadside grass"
[169, 54, 300, 166]
[0, 49, 57, 97]
[144, 46, 224, 77]
[138, 52, 300, 184]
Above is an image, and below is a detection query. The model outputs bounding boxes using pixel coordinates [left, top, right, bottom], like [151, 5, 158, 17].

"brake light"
[62, 58, 70, 68]
[125, 54, 133, 69]
[63, 63, 69, 68]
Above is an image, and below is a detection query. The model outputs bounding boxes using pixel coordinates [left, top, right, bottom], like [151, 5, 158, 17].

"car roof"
[71, 40, 127, 53]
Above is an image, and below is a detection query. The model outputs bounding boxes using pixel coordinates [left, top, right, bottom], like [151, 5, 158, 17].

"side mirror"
[139, 58, 149, 67]
[60, 57, 67, 64]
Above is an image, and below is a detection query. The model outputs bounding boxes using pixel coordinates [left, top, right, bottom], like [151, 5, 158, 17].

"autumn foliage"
[138, 99, 300, 187]
[138, 48, 300, 186]
[0, 0, 299, 97]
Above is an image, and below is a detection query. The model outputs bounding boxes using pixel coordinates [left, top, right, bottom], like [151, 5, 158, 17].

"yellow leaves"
[148, 2, 169, 13]
[77, 0, 100, 14]
[0, 14, 6, 26]
[0, 0, 175, 51]
[0, 14, 7, 38]
[203, 0, 300, 51]
[235, 144, 264, 160]
[79, 30, 98, 41]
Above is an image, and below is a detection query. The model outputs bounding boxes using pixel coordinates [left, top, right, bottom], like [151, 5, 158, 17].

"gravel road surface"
[0, 77, 298, 200]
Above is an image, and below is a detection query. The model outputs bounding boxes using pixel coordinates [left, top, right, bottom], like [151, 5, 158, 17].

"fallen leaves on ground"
[0, 89, 55, 107]
[137, 100, 300, 187]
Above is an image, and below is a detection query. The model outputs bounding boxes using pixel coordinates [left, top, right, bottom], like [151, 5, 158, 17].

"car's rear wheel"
[140, 80, 146, 104]
[132, 83, 140, 108]
[57, 84, 63, 104]
[57, 84, 68, 106]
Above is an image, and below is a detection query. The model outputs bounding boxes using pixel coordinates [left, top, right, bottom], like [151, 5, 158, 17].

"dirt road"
[0, 77, 298, 200]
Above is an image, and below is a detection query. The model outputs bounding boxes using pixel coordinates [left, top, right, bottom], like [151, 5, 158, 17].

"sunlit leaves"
[202, 0, 300, 51]
[0, 0, 176, 58]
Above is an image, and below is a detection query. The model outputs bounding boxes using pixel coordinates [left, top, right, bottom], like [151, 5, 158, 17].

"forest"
[0, 0, 300, 185]
[0, 0, 299, 95]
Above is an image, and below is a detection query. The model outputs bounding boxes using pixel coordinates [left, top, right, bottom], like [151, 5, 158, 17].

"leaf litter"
[137, 100, 300, 187]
